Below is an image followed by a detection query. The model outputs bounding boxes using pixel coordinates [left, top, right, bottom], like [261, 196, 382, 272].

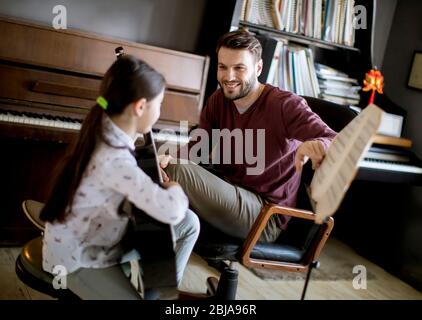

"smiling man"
[164, 30, 337, 242]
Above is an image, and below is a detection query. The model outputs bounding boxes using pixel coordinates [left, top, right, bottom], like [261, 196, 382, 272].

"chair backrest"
[302, 96, 358, 133]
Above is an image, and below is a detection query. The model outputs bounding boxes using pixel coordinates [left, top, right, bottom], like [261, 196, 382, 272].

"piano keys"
[0, 108, 82, 130]
[0, 106, 190, 146]
[357, 146, 422, 185]
[360, 148, 422, 174]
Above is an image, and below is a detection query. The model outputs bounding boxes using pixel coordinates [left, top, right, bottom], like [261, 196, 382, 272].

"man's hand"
[294, 140, 326, 172]
[158, 154, 173, 182]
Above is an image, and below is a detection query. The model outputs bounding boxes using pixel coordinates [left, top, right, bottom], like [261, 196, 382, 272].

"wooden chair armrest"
[241, 203, 334, 270]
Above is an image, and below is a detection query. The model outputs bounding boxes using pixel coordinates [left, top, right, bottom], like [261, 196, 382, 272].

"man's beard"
[219, 77, 256, 101]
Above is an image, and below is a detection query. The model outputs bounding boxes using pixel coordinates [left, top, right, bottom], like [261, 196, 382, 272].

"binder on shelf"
[256, 35, 279, 83]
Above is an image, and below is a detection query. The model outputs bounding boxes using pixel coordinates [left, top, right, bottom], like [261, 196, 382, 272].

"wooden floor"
[1, 237, 421, 300]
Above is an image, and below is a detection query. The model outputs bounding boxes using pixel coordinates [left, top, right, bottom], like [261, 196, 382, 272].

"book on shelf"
[256, 35, 280, 83]
[256, 35, 359, 104]
[320, 89, 360, 100]
[267, 40, 284, 84]
[310, 104, 384, 224]
[257, 35, 320, 98]
[319, 80, 360, 90]
[245, 0, 275, 28]
[271, 0, 282, 30]
[240, 0, 356, 47]
[315, 63, 348, 77]
[317, 73, 358, 83]
[320, 94, 360, 105]
[318, 81, 360, 95]
[316, 63, 360, 105]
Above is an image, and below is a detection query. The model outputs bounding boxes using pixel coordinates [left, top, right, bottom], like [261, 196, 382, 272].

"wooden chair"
[195, 97, 358, 300]
[195, 163, 333, 299]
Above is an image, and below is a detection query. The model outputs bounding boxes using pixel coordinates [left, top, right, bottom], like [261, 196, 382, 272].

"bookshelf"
[195, 0, 374, 106]
[227, 0, 374, 106]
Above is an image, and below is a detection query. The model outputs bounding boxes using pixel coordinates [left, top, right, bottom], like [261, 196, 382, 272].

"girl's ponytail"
[40, 55, 165, 223]
[40, 103, 104, 223]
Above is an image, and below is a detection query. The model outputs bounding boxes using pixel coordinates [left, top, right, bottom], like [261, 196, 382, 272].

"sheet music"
[310, 104, 383, 223]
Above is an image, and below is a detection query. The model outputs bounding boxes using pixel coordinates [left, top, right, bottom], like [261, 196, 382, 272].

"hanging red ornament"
[362, 68, 384, 105]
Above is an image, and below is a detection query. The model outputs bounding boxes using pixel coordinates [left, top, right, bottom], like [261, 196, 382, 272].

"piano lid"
[0, 16, 209, 98]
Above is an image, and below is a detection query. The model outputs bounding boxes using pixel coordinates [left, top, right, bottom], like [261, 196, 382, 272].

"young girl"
[39, 55, 199, 299]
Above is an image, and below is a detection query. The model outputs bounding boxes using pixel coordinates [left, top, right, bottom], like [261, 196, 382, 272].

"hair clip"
[97, 96, 108, 110]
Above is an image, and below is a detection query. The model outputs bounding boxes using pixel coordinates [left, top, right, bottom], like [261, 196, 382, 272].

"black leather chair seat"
[249, 243, 305, 263]
[195, 205, 319, 265]
[196, 241, 241, 261]
[197, 240, 305, 263]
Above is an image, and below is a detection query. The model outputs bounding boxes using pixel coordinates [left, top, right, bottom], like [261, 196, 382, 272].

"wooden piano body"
[0, 17, 209, 244]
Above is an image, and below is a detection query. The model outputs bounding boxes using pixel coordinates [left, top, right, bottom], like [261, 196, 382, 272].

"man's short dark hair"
[216, 30, 262, 62]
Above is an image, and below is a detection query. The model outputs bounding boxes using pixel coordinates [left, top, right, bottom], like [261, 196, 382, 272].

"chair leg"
[215, 267, 238, 300]
[300, 261, 320, 300]
[203, 259, 238, 300]
[206, 259, 230, 273]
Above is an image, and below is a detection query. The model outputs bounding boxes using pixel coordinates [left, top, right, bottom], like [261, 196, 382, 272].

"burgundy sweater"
[186, 84, 336, 229]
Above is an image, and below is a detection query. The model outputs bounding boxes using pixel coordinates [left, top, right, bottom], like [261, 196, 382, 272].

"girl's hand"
[161, 181, 180, 189]
[160, 168, 170, 182]
[158, 154, 173, 169]
[158, 154, 172, 182]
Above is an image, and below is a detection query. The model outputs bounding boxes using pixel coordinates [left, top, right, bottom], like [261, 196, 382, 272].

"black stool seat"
[15, 236, 79, 300]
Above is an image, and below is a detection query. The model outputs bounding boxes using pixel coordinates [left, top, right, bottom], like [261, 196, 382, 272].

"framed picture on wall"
[408, 51, 422, 90]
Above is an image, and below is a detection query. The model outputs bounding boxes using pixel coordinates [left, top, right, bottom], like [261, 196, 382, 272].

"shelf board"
[239, 21, 360, 53]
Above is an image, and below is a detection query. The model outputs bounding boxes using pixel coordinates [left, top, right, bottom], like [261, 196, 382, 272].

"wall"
[0, 0, 206, 52]
[383, 0, 422, 154]
[372, 0, 397, 69]
[381, 0, 422, 290]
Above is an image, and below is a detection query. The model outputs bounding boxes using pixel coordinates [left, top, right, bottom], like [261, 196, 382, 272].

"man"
[162, 30, 336, 242]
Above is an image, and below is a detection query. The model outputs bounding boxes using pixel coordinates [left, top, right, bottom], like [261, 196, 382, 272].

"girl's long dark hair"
[40, 55, 165, 223]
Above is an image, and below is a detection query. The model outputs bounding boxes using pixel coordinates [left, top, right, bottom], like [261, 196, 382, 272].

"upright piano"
[336, 120, 422, 285]
[0, 17, 209, 244]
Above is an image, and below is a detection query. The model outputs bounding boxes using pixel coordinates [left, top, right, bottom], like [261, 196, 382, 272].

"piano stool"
[17, 202, 150, 300]
[15, 236, 80, 300]
[17, 200, 150, 300]
[15, 200, 80, 299]
[16, 200, 212, 300]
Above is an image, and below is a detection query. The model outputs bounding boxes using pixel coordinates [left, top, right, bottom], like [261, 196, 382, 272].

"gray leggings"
[66, 209, 199, 300]
[166, 161, 280, 243]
